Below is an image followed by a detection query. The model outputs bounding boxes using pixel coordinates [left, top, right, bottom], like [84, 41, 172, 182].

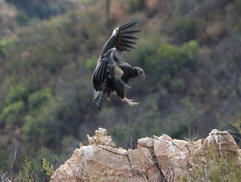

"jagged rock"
[203, 129, 239, 158]
[137, 137, 153, 150]
[51, 128, 241, 182]
[87, 128, 116, 147]
[137, 144, 164, 182]
[153, 134, 191, 180]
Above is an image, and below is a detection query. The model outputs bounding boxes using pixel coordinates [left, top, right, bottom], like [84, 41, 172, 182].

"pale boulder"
[51, 128, 240, 182]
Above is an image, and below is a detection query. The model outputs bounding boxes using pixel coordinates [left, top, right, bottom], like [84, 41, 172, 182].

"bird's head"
[135, 67, 145, 80]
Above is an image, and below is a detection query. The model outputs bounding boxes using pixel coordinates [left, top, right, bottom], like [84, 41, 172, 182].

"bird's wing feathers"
[118, 21, 138, 31]
[92, 57, 108, 91]
[101, 21, 140, 56]
[115, 21, 140, 52]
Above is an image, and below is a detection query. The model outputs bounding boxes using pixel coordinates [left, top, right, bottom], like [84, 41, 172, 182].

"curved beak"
[141, 73, 146, 80]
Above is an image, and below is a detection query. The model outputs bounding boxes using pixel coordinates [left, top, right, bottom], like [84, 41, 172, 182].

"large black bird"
[92, 21, 145, 110]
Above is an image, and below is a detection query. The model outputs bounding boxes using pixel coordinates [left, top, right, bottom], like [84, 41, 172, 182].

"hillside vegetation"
[0, 0, 240, 177]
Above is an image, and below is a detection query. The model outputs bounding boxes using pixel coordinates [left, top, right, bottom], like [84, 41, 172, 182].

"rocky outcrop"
[51, 128, 241, 182]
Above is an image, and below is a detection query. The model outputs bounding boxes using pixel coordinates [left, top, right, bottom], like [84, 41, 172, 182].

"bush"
[235, 0, 241, 14]
[18, 154, 55, 182]
[0, 101, 25, 125]
[0, 37, 16, 58]
[85, 55, 98, 70]
[181, 144, 241, 182]
[132, 38, 199, 82]
[22, 98, 73, 146]
[110, 124, 134, 146]
[167, 17, 197, 42]
[0, 149, 12, 171]
[28, 89, 52, 110]
[41, 158, 54, 177]
[128, 0, 146, 13]
[6, 84, 30, 104]
[19, 156, 35, 182]
[16, 11, 31, 26]
[145, 40, 199, 80]
[23, 111, 50, 145]
[7, 0, 73, 19]
[230, 114, 241, 144]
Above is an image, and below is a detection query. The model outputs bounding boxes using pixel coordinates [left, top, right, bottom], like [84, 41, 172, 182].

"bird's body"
[92, 21, 145, 110]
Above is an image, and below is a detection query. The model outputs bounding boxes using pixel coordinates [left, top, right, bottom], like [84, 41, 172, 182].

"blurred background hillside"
[0, 0, 241, 174]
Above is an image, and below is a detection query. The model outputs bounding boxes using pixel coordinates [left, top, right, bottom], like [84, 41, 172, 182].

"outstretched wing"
[101, 21, 140, 56]
[93, 48, 117, 91]
[92, 57, 109, 91]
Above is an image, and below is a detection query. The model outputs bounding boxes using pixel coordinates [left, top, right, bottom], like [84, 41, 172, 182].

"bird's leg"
[122, 97, 138, 106]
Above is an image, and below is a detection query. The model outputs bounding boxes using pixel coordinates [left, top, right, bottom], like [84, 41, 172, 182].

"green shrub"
[2, 101, 24, 116]
[167, 17, 197, 41]
[181, 114, 241, 181]
[23, 112, 49, 144]
[133, 39, 199, 81]
[0, 149, 11, 171]
[28, 89, 52, 110]
[110, 124, 134, 146]
[128, 0, 146, 13]
[230, 114, 241, 143]
[0, 37, 16, 58]
[6, 84, 30, 104]
[85, 56, 98, 70]
[16, 11, 31, 26]
[182, 40, 199, 60]
[41, 158, 54, 176]
[180, 97, 195, 113]
[131, 37, 160, 66]
[0, 101, 25, 124]
[145, 40, 199, 80]
[235, 0, 241, 14]
[23, 98, 73, 146]
[19, 156, 35, 182]
[7, 0, 71, 19]
[19, 154, 55, 182]
[181, 145, 241, 182]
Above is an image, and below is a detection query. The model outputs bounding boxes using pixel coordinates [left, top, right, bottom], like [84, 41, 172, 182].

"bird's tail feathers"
[93, 91, 105, 110]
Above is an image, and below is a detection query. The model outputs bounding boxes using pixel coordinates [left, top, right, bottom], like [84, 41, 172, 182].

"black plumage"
[92, 21, 145, 110]
[100, 21, 140, 56]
